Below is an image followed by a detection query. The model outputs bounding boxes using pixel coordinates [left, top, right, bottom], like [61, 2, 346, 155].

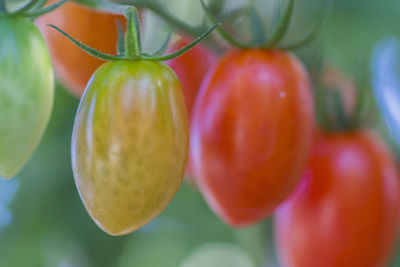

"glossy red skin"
[166, 38, 217, 121]
[275, 131, 400, 267]
[190, 49, 314, 227]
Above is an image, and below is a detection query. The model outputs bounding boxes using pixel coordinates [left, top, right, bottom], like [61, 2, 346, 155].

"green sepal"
[262, 0, 294, 48]
[248, 5, 267, 43]
[140, 23, 220, 61]
[200, 0, 252, 49]
[279, 0, 332, 50]
[48, 24, 126, 61]
[348, 58, 369, 129]
[152, 32, 172, 56]
[116, 19, 126, 56]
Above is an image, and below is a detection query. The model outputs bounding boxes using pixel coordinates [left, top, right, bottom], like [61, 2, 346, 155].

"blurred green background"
[1, 0, 400, 266]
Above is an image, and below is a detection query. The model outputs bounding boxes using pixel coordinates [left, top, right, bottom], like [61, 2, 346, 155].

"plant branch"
[119, 0, 206, 37]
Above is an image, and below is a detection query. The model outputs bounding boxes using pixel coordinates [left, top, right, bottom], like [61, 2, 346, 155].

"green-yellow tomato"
[72, 60, 189, 235]
[0, 15, 54, 178]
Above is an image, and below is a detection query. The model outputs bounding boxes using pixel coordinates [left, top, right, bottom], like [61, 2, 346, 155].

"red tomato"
[36, 1, 125, 96]
[190, 49, 314, 227]
[166, 38, 217, 121]
[275, 131, 400, 267]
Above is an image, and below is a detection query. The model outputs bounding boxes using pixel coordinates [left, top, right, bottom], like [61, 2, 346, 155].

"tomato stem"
[48, 11, 219, 62]
[119, 0, 205, 38]
[116, 0, 223, 53]
[348, 57, 369, 129]
[125, 7, 141, 59]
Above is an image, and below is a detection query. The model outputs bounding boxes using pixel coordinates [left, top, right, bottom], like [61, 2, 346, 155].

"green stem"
[0, 0, 6, 12]
[125, 7, 141, 59]
[120, 0, 205, 37]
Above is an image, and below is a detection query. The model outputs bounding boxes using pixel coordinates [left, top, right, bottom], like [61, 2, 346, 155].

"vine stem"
[117, 0, 223, 53]
[0, 0, 6, 12]
[125, 7, 142, 59]
[120, 0, 205, 37]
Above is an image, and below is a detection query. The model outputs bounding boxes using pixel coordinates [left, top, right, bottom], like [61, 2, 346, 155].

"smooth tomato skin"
[166, 38, 217, 121]
[190, 49, 314, 227]
[36, 1, 124, 96]
[0, 16, 54, 178]
[72, 60, 189, 235]
[275, 132, 400, 267]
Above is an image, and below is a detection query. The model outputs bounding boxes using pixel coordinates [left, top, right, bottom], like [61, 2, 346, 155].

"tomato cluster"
[1, 0, 399, 265]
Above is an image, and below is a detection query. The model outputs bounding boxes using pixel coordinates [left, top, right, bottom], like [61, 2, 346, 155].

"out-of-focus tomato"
[275, 131, 400, 267]
[190, 49, 314, 227]
[166, 37, 217, 121]
[36, 1, 124, 96]
[0, 16, 54, 178]
[72, 60, 189, 235]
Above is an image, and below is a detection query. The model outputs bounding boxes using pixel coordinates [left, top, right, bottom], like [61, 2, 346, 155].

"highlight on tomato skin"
[36, 0, 125, 97]
[72, 60, 189, 236]
[166, 37, 218, 121]
[190, 49, 315, 227]
[275, 131, 400, 267]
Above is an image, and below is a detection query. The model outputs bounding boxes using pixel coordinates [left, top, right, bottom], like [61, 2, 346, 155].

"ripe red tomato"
[275, 131, 400, 267]
[166, 38, 217, 121]
[190, 49, 314, 227]
[36, 1, 124, 96]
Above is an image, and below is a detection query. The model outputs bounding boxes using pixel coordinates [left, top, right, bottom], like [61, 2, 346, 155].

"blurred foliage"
[2, 0, 400, 266]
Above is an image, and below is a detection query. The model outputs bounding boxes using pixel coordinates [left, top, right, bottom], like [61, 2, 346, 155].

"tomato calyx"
[49, 6, 219, 62]
[0, 0, 67, 19]
[200, 0, 331, 50]
[315, 63, 370, 132]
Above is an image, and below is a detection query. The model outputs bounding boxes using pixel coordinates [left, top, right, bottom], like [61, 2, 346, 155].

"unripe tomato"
[275, 131, 400, 267]
[0, 16, 54, 178]
[166, 38, 217, 121]
[190, 49, 314, 227]
[36, 1, 124, 96]
[72, 60, 188, 235]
